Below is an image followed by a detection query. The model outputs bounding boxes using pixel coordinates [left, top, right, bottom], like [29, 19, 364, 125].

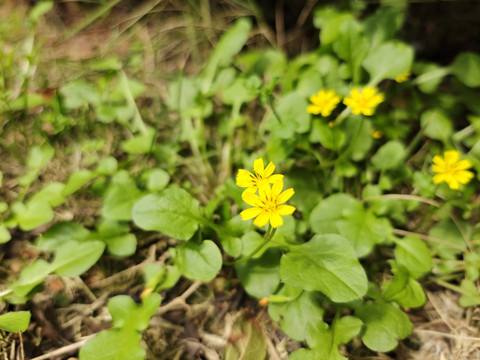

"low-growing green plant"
[1, 2, 480, 359]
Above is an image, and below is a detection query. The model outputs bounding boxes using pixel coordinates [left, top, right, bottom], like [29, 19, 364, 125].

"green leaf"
[450, 52, 480, 87]
[26, 145, 55, 170]
[0, 311, 31, 333]
[132, 188, 202, 241]
[394, 236, 432, 279]
[363, 41, 414, 84]
[121, 127, 156, 154]
[61, 80, 100, 109]
[283, 168, 322, 217]
[268, 290, 324, 341]
[176, 240, 222, 281]
[267, 92, 310, 138]
[381, 262, 426, 308]
[28, 182, 66, 207]
[202, 18, 252, 93]
[141, 169, 170, 192]
[102, 233, 137, 257]
[10, 260, 52, 298]
[223, 312, 267, 360]
[363, 6, 406, 50]
[309, 120, 346, 150]
[0, 224, 11, 244]
[303, 316, 362, 360]
[459, 279, 480, 307]
[62, 169, 96, 196]
[280, 234, 368, 302]
[355, 302, 412, 352]
[413, 62, 449, 94]
[108, 293, 161, 332]
[235, 248, 281, 299]
[465, 252, 480, 281]
[333, 19, 369, 82]
[95, 156, 118, 175]
[18, 145, 55, 187]
[51, 241, 105, 277]
[420, 109, 453, 144]
[429, 219, 467, 259]
[13, 199, 54, 231]
[102, 181, 143, 221]
[310, 194, 391, 257]
[371, 140, 406, 170]
[36, 222, 90, 250]
[313, 7, 353, 45]
[217, 215, 249, 258]
[344, 117, 373, 161]
[28, 1, 53, 24]
[79, 329, 145, 360]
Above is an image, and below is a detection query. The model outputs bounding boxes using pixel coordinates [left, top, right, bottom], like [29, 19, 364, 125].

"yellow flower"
[240, 180, 295, 228]
[307, 89, 341, 117]
[395, 71, 411, 83]
[432, 150, 474, 190]
[236, 158, 283, 194]
[343, 87, 384, 116]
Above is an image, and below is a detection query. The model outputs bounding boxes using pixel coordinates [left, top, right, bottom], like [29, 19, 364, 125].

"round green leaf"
[0, 311, 31, 333]
[450, 52, 480, 87]
[371, 140, 406, 170]
[420, 109, 453, 144]
[394, 236, 432, 279]
[52, 240, 105, 277]
[176, 240, 222, 281]
[363, 41, 413, 83]
[280, 234, 368, 302]
[355, 302, 412, 352]
[235, 248, 281, 299]
[268, 290, 324, 341]
[79, 329, 145, 360]
[132, 188, 202, 241]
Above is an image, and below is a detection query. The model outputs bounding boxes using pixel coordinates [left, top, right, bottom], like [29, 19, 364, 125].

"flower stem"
[226, 225, 277, 265]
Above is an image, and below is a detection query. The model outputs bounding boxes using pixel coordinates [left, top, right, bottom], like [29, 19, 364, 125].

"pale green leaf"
[176, 240, 222, 281]
[0, 311, 31, 333]
[132, 188, 202, 241]
[280, 234, 368, 302]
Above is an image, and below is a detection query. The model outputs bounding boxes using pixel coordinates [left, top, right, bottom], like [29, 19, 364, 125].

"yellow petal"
[432, 164, 444, 173]
[456, 170, 474, 184]
[350, 88, 361, 100]
[276, 205, 296, 215]
[432, 155, 445, 168]
[268, 174, 284, 183]
[263, 161, 275, 178]
[269, 213, 283, 228]
[236, 169, 256, 187]
[433, 174, 445, 184]
[446, 178, 459, 190]
[444, 150, 459, 165]
[271, 180, 284, 197]
[276, 188, 295, 204]
[307, 104, 321, 115]
[254, 158, 265, 177]
[240, 207, 262, 220]
[253, 212, 270, 227]
[455, 159, 473, 170]
[242, 191, 261, 207]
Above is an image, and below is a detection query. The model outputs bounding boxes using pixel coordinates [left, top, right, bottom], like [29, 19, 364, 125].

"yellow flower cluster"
[432, 150, 474, 190]
[236, 158, 296, 228]
[307, 87, 385, 117]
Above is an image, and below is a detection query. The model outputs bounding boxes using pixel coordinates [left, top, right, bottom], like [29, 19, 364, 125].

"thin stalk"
[225, 225, 277, 265]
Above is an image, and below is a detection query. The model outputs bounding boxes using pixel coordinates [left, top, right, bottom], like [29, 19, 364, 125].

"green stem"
[0, 289, 13, 299]
[225, 225, 277, 265]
